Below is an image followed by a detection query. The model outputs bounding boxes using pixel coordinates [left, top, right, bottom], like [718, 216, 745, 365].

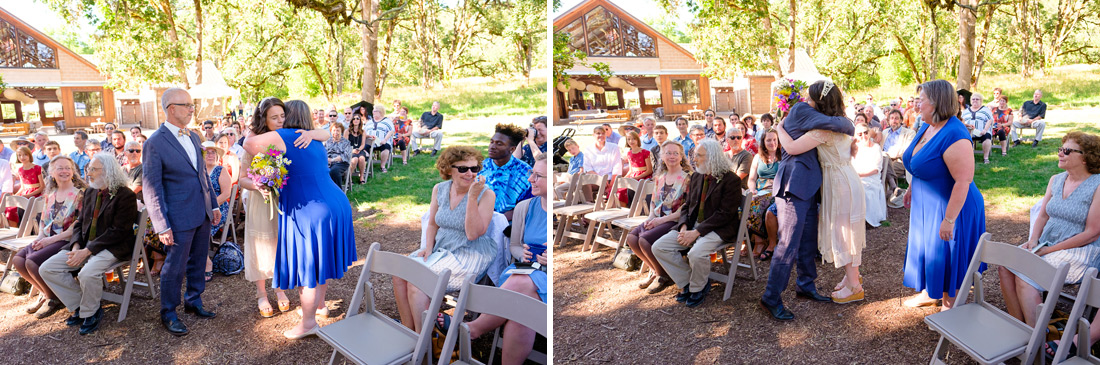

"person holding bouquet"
[244, 100, 355, 339]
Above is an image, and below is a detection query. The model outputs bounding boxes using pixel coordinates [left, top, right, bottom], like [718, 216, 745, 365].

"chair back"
[216, 185, 239, 246]
[1054, 267, 1100, 364]
[558, 172, 580, 206]
[0, 194, 33, 230]
[604, 177, 641, 210]
[568, 173, 606, 206]
[439, 280, 548, 364]
[880, 152, 889, 187]
[17, 198, 43, 238]
[629, 180, 656, 218]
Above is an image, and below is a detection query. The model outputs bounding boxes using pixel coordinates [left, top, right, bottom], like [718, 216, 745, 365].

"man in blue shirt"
[32, 132, 50, 166]
[69, 130, 92, 177]
[602, 123, 622, 146]
[671, 117, 694, 155]
[479, 123, 531, 220]
[639, 117, 658, 151]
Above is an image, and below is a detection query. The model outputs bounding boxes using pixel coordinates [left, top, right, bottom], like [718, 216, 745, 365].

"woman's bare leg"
[392, 277, 415, 330]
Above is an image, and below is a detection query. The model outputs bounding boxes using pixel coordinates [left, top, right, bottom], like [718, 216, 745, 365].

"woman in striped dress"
[393, 146, 496, 333]
[999, 131, 1100, 327]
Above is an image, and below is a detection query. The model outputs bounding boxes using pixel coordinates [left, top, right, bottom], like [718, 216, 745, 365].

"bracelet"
[943, 216, 956, 224]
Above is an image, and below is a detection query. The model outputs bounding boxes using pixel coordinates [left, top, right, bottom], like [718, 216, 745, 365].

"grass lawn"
[302, 73, 547, 120]
[852, 64, 1100, 109]
[345, 129, 494, 224]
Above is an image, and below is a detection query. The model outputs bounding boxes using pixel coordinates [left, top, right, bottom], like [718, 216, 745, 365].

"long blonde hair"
[44, 155, 87, 193]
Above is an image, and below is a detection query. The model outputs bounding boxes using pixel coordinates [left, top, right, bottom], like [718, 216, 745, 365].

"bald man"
[142, 88, 221, 336]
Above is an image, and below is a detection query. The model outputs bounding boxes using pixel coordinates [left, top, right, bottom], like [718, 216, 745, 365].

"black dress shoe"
[431, 149, 439, 157]
[1032, 140, 1039, 148]
[674, 285, 691, 303]
[796, 290, 833, 302]
[1013, 139, 1022, 147]
[65, 309, 81, 326]
[162, 317, 189, 336]
[685, 281, 712, 308]
[760, 300, 795, 321]
[78, 308, 103, 335]
[184, 305, 217, 319]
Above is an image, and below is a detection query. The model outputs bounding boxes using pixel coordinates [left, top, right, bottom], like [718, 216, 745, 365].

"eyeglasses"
[203, 126, 213, 130]
[856, 132, 868, 136]
[127, 149, 142, 153]
[226, 133, 236, 136]
[85, 167, 102, 173]
[169, 103, 196, 109]
[329, 114, 337, 118]
[531, 172, 546, 181]
[728, 135, 743, 140]
[1059, 147, 1084, 155]
[344, 112, 351, 115]
[451, 165, 481, 173]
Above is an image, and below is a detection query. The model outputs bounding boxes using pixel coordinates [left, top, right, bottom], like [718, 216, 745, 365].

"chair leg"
[0, 251, 14, 285]
[581, 220, 598, 252]
[328, 349, 341, 365]
[745, 240, 758, 281]
[928, 336, 949, 365]
[590, 222, 609, 253]
[554, 216, 570, 247]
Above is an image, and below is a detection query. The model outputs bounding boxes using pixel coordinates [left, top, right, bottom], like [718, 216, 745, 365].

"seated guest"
[726, 128, 752, 189]
[756, 113, 775, 146]
[962, 92, 995, 164]
[734, 120, 757, 155]
[393, 146, 496, 332]
[882, 109, 915, 204]
[991, 95, 1013, 156]
[136, 134, 148, 145]
[618, 131, 653, 205]
[851, 123, 887, 227]
[747, 129, 781, 260]
[438, 154, 549, 365]
[122, 141, 143, 196]
[999, 131, 1100, 327]
[707, 117, 727, 144]
[6, 146, 43, 226]
[583, 125, 623, 202]
[220, 127, 247, 161]
[347, 112, 368, 183]
[40, 141, 62, 173]
[130, 126, 143, 141]
[366, 106, 395, 173]
[70, 131, 92, 178]
[1012, 89, 1047, 148]
[100, 123, 116, 151]
[514, 116, 548, 168]
[628, 140, 690, 294]
[12, 156, 86, 319]
[411, 101, 445, 156]
[686, 125, 706, 169]
[393, 107, 413, 165]
[672, 117, 694, 155]
[479, 123, 532, 220]
[554, 139, 583, 200]
[649, 125, 669, 157]
[109, 131, 127, 166]
[0, 141, 12, 195]
[602, 123, 623, 146]
[202, 120, 216, 141]
[39, 153, 138, 335]
[214, 132, 241, 183]
[32, 133, 50, 166]
[85, 139, 103, 157]
[203, 142, 231, 280]
[639, 117, 658, 151]
[651, 139, 742, 308]
[325, 123, 353, 186]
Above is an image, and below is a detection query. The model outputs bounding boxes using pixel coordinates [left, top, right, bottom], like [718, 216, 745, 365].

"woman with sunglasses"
[999, 132, 1100, 330]
[393, 145, 496, 334]
[346, 113, 368, 183]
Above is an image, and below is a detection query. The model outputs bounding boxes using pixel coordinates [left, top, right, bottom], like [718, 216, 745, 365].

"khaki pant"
[884, 158, 910, 199]
[410, 129, 444, 151]
[1010, 120, 1046, 142]
[652, 230, 724, 292]
[40, 249, 120, 318]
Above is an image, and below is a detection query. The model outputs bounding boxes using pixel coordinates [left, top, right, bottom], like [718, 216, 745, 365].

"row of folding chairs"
[319, 242, 547, 365]
[344, 143, 396, 192]
[552, 173, 758, 301]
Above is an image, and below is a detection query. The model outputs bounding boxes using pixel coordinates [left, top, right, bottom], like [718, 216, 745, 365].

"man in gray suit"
[760, 84, 855, 321]
[142, 88, 222, 336]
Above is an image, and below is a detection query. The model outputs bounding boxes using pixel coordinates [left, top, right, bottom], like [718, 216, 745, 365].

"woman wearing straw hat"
[201, 141, 232, 282]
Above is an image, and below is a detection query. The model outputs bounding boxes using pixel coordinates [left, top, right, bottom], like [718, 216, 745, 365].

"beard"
[87, 177, 105, 190]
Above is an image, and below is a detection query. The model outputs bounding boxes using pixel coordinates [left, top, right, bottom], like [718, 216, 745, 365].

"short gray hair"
[693, 139, 732, 177]
[88, 152, 129, 193]
[87, 138, 101, 147]
[689, 125, 705, 134]
[124, 141, 141, 150]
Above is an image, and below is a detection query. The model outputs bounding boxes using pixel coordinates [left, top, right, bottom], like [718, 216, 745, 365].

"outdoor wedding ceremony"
[552, 0, 1100, 363]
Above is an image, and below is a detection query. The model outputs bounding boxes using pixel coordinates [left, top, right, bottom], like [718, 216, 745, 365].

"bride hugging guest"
[12, 156, 85, 319]
[999, 131, 1100, 327]
[393, 146, 496, 332]
[627, 140, 690, 295]
[438, 154, 548, 365]
[651, 139, 742, 308]
[775, 80, 867, 303]
[851, 123, 888, 227]
[747, 128, 781, 260]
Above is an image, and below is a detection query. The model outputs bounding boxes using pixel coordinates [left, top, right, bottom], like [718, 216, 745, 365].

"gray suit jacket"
[142, 123, 217, 233]
[774, 102, 856, 201]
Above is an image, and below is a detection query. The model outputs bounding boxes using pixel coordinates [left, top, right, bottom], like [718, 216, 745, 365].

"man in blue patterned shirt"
[479, 123, 531, 220]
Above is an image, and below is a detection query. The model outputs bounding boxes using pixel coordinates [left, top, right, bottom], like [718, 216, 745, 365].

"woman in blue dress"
[901, 79, 987, 310]
[244, 100, 356, 339]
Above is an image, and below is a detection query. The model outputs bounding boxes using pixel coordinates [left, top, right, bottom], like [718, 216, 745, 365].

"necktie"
[177, 128, 189, 137]
[88, 190, 106, 239]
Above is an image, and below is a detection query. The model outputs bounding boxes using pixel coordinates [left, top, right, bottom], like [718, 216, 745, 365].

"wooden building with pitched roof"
[553, 0, 710, 122]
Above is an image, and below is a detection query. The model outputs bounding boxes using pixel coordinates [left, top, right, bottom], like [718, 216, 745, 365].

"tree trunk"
[359, 0, 378, 103]
[956, 1, 977, 90]
[193, 0, 204, 85]
[378, 18, 397, 97]
[415, 0, 435, 89]
[973, 4, 995, 87]
[160, 0, 188, 88]
[786, 0, 797, 73]
[760, 8, 782, 76]
[928, 6, 940, 80]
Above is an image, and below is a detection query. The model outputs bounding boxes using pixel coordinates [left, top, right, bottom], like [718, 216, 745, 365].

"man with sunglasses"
[219, 127, 246, 160]
[725, 127, 752, 189]
[339, 107, 352, 126]
[201, 121, 216, 142]
[479, 123, 531, 220]
[702, 109, 716, 136]
[100, 123, 116, 151]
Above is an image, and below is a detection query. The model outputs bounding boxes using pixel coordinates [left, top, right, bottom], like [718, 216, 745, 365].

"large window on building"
[73, 91, 104, 117]
[0, 19, 56, 68]
[671, 79, 700, 105]
[561, 6, 656, 58]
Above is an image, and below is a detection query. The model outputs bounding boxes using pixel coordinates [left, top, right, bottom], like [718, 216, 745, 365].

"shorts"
[972, 133, 992, 143]
[994, 129, 1007, 141]
[372, 143, 392, 152]
[767, 202, 777, 216]
[394, 139, 408, 151]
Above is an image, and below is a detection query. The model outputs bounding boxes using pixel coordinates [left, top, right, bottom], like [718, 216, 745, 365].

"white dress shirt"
[582, 141, 622, 180]
[164, 122, 198, 169]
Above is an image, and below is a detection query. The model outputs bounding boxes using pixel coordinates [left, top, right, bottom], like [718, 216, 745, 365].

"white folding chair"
[1054, 267, 1100, 364]
[343, 161, 356, 192]
[552, 173, 576, 209]
[924, 232, 1070, 365]
[610, 181, 656, 274]
[101, 208, 157, 322]
[0, 197, 43, 285]
[213, 185, 240, 246]
[318, 242, 450, 365]
[553, 174, 607, 247]
[438, 281, 548, 365]
[582, 177, 642, 253]
[0, 194, 36, 240]
[707, 190, 756, 301]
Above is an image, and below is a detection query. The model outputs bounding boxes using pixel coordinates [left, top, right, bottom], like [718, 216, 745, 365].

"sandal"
[834, 275, 864, 291]
[435, 313, 452, 336]
[258, 297, 275, 318]
[25, 296, 46, 314]
[758, 250, 773, 261]
[1045, 340, 1077, 362]
[276, 291, 291, 312]
[205, 271, 213, 282]
[638, 273, 656, 289]
[831, 285, 865, 304]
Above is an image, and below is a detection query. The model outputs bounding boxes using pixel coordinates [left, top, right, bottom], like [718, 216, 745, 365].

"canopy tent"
[186, 61, 240, 121]
[779, 49, 832, 84]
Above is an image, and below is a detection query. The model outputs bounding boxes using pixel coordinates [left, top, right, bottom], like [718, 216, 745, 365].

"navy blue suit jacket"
[774, 102, 856, 201]
[142, 123, 217, 233]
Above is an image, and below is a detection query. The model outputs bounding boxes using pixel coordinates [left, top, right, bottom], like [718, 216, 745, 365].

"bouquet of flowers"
[247, 145, 291, 218]
[772, 78, 808, 120]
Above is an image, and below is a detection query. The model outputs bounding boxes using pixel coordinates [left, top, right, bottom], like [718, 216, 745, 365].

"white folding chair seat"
[319, 242, 450, 365]
[553, 174, 607, 247]
[101, 209, 157, 322]
[0, 197, 43, 285]
[924, 233, 1070, 365]
[0, 194, 35, 241]
[438, 281, 548, 365]
[707, 190, 757, 301]
[582, 177, 643, 252]
[213, 185, 240, 246]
